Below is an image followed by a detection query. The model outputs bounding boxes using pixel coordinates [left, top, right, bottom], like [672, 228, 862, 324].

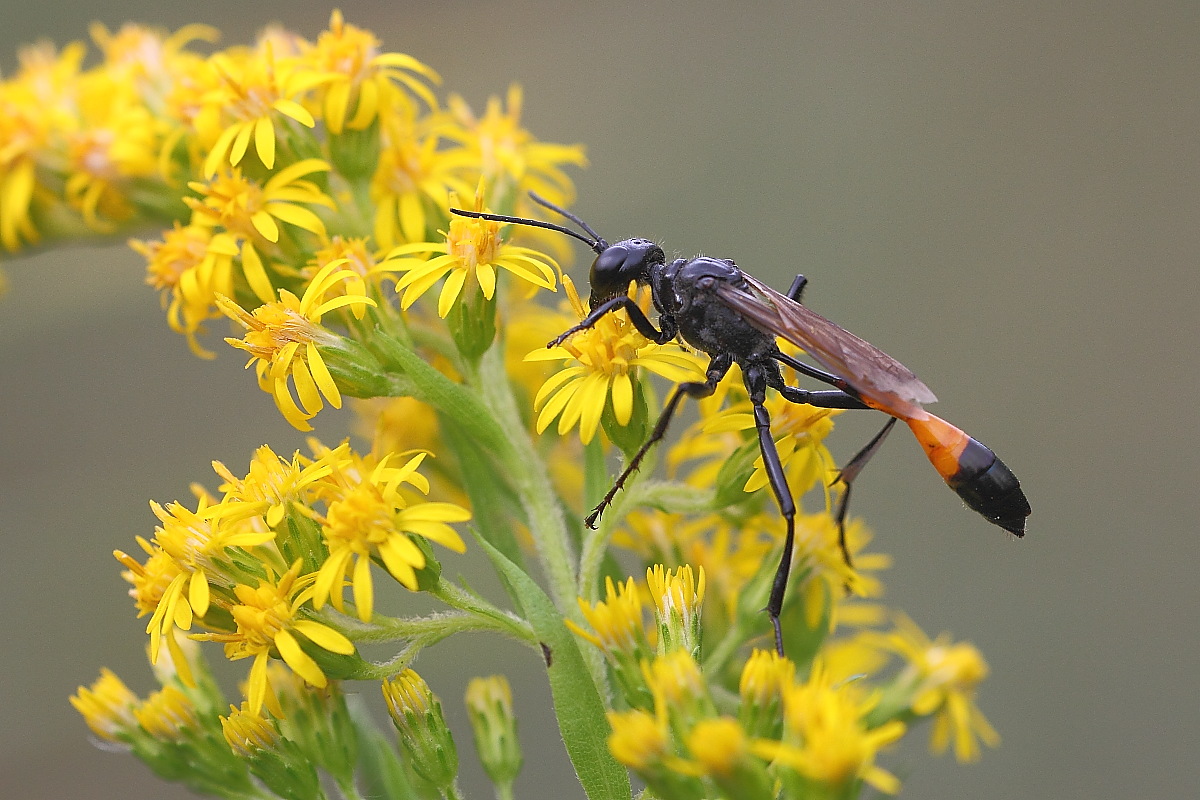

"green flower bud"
[465, 675, 522, 793]
[382, 670, 459, 793]
[222, 703, 322, 800]
[318, 334, 393, 399]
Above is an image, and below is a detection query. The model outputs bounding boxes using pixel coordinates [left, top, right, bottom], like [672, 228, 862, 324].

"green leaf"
[473, 532, 630, 800]
[371, 330, 512, 458]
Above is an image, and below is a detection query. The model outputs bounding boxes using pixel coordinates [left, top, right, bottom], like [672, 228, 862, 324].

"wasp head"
[588, 238, 665, 308]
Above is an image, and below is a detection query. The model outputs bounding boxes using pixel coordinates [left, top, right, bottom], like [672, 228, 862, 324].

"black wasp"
[451, 193, 1031, 655]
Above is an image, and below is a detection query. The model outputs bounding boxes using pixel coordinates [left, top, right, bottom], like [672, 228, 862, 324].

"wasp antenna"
[527, 191, 608, 249]
[448, 206, 603, 253]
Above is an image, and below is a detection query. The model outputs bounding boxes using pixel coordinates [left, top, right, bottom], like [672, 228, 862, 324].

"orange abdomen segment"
[906, 414, 971, 481]
[906, 414, 1031, 537]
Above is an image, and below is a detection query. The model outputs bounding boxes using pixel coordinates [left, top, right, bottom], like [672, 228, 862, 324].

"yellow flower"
[209, 443, 340, 528]
[62, 70, 166, 231]
[607, 708, 671, 771]
[874, 614, 1000, 762]
[135, 222, 231, 358]
[141, 494, 276, 663]
[382, 669, 459, 791]
[302, 236, 376, 300]
[198, 43, 331, 178]
[221, 702, 280, 757]
[785, 511, 890, 629]
[443, 84, 587, 202]
[641, 649, 717, 737]
[566, 575, 650, 656]
[0, 43, 80, 250]
[756, 661, 906, 795]
[134, 685, 197, 741]
[71, 668, 139, 741]
[739, 648, 795, 708]
[371, 123, 475, 249]
[665, 387, 745, 488]
[186, 159, 333, 303]
[704, 398, 840, 496]
[303, 10, 439, 134]
[217, 261, 376, 431]
[385, 185, 558, 318]
[526, 276, 704, 444]
[192, 561, 355, 714]
[685, 717, 746, 777]
[308, 451, 470, 621]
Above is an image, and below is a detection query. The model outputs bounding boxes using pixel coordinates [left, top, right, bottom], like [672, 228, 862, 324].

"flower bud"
[382, 670, 458, 792]
[465, 675, 522, 792]
[607, 709, 705, 800]
[685, 717, 775, 800]
[646, 564, 705, 658]
[71, 669, 138, 742]
[738, 648, 794, 739]
[222, 703, 323, 800]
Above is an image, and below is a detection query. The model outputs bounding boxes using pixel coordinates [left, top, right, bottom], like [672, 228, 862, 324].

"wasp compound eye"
[588, 238, 665, 308]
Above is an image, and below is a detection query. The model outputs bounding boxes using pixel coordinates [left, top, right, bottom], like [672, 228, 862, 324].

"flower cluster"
[1, 12, 1004, 799]
[576, 567, 998, 799]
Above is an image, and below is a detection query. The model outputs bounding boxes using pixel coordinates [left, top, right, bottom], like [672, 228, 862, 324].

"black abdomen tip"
[947, 438, 1031, 537]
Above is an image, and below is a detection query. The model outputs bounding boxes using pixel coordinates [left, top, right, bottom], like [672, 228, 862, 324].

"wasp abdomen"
[907, 415, 1030, 537]
[946, 437, 1030, 537]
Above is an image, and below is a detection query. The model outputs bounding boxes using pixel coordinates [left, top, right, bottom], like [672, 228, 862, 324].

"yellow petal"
[274, 629, 326, 687]
[241, 241, 276, 304]
[188, 571, 210, 618]
[247, 652, 270, 713]
[477, 262, 496, 300]
[305, 343, 341, 408]
[401, 521, 467, 552]
[311, 554, 348, 610]
[400, 502, 472, 523]
[290, 360, 323, 415]
[254, 116, 276, 169]
[611, 372, 633, 424]
[352, 554, 374, 621]
[251, 209, 280, 242]
[292, 620, 355, 655]
[266, 202, 327, 237]
[578, 374, 609, 444]
[348, 77, 378, 129]
[204, 125, 240, 178]
[229, 123, 253, 167]
[536, 378, 581, 434]
[272, 377, 313, 431]
[533, 366, 582, 410]
[263, 159, 330, 192]
[273, 98, 316, 128]
[324, 81, 350, 134]
[437, 268, 468, 318]
[399, 192, 425, 243]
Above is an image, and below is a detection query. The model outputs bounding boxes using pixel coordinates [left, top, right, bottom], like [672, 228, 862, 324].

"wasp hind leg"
[830, 417, 898, 568]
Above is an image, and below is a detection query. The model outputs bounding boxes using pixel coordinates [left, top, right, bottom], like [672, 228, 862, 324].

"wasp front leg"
[548, 296, 677, 348]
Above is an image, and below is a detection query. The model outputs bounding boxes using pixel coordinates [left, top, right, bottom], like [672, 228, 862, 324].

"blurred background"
[2, 1, 1197, 798]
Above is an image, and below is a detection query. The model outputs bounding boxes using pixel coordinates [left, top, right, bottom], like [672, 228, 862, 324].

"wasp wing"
[715, 272, 938, 412]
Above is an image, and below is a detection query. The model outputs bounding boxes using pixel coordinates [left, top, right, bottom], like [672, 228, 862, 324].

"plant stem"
[472, 344, 579, 621]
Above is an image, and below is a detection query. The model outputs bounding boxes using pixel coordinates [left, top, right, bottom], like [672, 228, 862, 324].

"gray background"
[2, 2, 1197, 798]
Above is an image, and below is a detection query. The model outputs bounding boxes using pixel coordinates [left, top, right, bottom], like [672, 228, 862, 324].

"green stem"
[431, 580, 537, 644]
[469, 344, 610, 697]
[343, 609, 523, 645]
[471, 344, 579, 621]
